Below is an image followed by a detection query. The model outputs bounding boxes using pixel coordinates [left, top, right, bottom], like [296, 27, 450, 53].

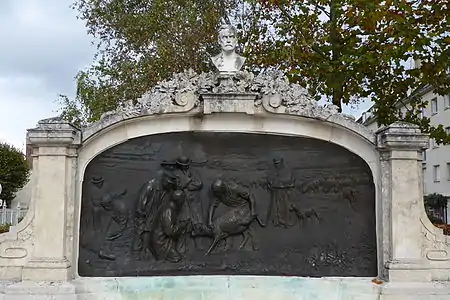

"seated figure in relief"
[149, 189, 193, 263]
[211, 24, 246, 73]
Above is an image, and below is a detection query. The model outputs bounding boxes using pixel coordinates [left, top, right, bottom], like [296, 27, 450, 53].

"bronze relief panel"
[78, 132, 376, 277]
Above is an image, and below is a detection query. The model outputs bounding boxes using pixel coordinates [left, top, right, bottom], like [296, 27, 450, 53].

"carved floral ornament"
[99, 69, 341, 121]
[82, 67, 376, 144]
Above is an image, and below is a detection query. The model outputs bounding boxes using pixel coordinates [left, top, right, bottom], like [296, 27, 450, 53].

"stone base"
[381, 281, 450, 299]
[0, 277, 449, 300]
[385, 259, 433, 282]
[22, 258, 71, 282]
[3, 281, 76, 300]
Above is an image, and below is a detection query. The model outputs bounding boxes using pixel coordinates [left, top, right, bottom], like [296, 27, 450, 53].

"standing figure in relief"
[132, 171, 178, 258]
[162, 156, 203, 252]
[89, 175, 128, 261]
[211, 24, 246, 73]
[266, 157, 296, 228]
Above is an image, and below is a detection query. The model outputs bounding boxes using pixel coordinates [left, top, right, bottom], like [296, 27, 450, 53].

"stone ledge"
[27, 118, 82, 148]
[381, 281, 450, 295]
[0, 278, 449, 299]
[376, 121, 429, 151]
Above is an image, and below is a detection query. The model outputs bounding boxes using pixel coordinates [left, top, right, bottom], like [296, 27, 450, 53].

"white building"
[358, 87, 450, 199]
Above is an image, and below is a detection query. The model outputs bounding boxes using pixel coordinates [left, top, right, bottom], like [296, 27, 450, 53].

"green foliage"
[424, 193, 449, 225]
[0, 143, 30, 206]
[253, 0, 450, 144]
[0, 223, 11, 234]
[60, 0, 262, 126]
[424, 193, 449, 209]
[61, 0, 450, 144]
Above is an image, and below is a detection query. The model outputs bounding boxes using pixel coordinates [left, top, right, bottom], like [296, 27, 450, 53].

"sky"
[0, 0, 94, 151]
[0, 0, 372, 152]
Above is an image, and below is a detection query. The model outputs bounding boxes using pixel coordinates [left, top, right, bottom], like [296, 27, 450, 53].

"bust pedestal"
[201, 73, 257, 114]
[201, 93, 258, 115]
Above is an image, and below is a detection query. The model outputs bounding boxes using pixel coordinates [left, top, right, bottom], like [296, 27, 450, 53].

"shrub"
[0, 142, 30, 207]
[0, 223, 11, 234]
[424, 193, 450, 235]
[424, 193, 448, 209]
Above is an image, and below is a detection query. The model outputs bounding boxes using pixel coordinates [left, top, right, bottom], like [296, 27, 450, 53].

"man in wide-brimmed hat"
[133, 170, 178, 258]
[91, 175, 104, 185]
[166, 155, 203, 253]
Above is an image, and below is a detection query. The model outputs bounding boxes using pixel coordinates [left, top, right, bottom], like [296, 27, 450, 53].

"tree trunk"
[330, 0, 343, 112]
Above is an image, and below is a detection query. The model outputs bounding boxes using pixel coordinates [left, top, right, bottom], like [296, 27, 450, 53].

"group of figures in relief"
[89, 155, 319, 264]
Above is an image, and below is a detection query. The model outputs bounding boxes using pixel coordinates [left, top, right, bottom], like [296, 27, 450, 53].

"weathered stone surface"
[202, 93, 258, 114]
[11, 52, 449, 300]
[21, 119, 82, 282]
[376, 122, 429, 151]
[375, 122, 431, 282]
[0, 277, 450, 299]
[81, 69, 357, 142]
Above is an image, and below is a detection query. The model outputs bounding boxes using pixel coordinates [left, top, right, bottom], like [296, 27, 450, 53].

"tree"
[252, 0, 450, 144]
[0, 143, 30, 207]
[60, 0, 263, 126]
[61, 0, 450, 144]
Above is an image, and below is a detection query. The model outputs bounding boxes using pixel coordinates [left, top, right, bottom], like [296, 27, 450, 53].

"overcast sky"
[0, 0, 372, 152]
[0, 0, 94, 151]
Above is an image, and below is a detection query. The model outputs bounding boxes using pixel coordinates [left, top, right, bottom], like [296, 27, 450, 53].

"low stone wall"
[0, 276, 450, 299]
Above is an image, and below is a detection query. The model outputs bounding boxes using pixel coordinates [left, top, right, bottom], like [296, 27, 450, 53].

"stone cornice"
[376, 122, 429, 151]
[27, 117, 82, 148]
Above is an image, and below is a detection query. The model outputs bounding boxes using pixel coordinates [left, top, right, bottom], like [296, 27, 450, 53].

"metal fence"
[0, 203, 27, 226]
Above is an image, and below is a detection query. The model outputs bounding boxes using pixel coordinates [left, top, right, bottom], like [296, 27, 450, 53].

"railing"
[0, 202, 27, 227]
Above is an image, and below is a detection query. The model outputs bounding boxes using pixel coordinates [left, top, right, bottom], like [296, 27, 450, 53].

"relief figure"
[132, 171, 178, 258]
[193, 179, 265, 255]
[89, 176, 128, 261]
[162, 156, 203, 252]
[266, 157, 296, 228]
[89, 176, 107, 231]
[149, 189, 193, 263]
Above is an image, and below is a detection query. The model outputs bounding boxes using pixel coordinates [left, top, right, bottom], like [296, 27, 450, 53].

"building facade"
[358, 89, 450, 198]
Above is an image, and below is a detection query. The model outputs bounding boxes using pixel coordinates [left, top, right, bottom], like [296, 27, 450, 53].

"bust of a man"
[211, 25, 246, 73]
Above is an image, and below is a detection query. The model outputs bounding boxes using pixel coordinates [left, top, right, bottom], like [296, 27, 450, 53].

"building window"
[421, 150, 427, 161]
[447, 163, 450, 181]
[446, 126, 450, 135]
[433, 165, 440, 182]
[445, 95, 450, 109]
[431, 97, 438, 114]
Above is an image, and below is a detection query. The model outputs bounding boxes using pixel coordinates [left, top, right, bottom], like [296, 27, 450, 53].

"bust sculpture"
[211, 25, 246, 73]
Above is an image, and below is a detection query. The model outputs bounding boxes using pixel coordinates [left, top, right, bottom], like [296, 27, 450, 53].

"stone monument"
[0, 25, 447, 300]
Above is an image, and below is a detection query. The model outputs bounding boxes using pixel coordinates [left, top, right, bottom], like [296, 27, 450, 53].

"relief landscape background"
[79, 132, 376, 277]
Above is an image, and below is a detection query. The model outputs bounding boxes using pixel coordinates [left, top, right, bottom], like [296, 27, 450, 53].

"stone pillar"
[22, 118, 81, 281]
[376, 122, 429, 282]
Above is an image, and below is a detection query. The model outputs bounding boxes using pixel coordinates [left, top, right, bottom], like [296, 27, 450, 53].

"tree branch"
[277, 5, 330, 61]
[315, 4, 330, 18]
